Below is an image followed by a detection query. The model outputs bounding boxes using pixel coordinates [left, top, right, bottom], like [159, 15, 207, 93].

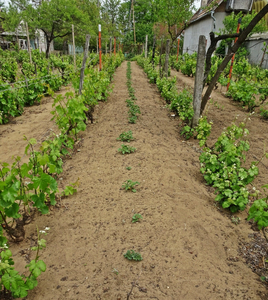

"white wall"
[183, 12, 228, 54]
[245, 39, 268, 69]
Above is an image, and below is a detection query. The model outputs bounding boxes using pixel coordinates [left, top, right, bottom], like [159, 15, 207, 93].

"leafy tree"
[154, 0, 195, 44]
[2, 0, 99, 57]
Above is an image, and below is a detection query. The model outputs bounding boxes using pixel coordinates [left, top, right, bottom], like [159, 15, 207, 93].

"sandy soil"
[2, 62, 268, 300]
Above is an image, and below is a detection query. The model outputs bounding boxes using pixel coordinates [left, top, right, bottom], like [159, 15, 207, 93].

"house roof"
[189, 0, 224, 24]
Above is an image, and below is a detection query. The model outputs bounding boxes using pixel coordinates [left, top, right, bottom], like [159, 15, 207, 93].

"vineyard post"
[192, 35, 206, 127]
[72, 24, 76, 68]
[176, 37, 180, 62]
[152, 35, 156, 68]
[79, 34, 90, 95]
[114, 37, 116, 55]
[164, 39, 170, 78]
[96, 36, 99, 54]
[145, 35, 148, 58]
[159, 38, 163, 77]
[25, 22, 32, 64]
[24, 75, 29, 89]
[98, 24, 102, 71]
[109, 37, 112, 55]
[227, 18, 242, 91]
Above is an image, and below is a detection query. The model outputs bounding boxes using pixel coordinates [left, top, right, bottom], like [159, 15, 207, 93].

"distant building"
[183, 0, 268, 67]
[0, 22, 54, 53]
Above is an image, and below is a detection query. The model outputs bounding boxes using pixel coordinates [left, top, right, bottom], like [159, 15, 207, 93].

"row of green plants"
[117, 64, 143, 262]
[136, 54, 268, 235]
[126, 61, 141, 124]
[0, 48, 99, 124]
[0, 53, 124, 298]
[169, 53, 268, 118]
[199, 118, 268, 232]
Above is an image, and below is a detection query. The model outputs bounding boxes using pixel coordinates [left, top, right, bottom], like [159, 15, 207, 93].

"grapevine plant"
[0, 53, 125, 298]
[200, 122, 259, 212]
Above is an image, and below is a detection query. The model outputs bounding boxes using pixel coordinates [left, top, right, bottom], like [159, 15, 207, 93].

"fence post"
[114, 37, 116, 55]
[145, 35, 148, 58]
[109, 37, 112, 56]
[164, 39, 170, 78]
[25, 22, 32, 64]
[192, 35, 206, 127]
[79, 34, 91, 95]
[72, 24, 76, 68]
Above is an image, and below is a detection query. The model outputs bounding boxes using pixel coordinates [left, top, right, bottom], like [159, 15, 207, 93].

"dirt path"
[0, 86, 74, 165]
[7, 62, 268, 299]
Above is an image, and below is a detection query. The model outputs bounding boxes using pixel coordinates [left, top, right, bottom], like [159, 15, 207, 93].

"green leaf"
[4, 203, 20, 218]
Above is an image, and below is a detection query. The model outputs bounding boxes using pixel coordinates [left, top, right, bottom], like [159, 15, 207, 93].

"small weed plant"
[124, 250, 142, 261]
[117, 131, 134, 142]
[126, 62, 140, 123]
[181, 117, 212, 147]
[118, 144, 136, 155]
[122, 180, 140, 193]
[132, 213, 143, 223]
[248, 184, 268, 229]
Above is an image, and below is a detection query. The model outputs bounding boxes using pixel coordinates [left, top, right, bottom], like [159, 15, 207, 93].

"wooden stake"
[79, 35, 91, 95]
[25, 22, 32, 64]
[176, 38, 180, 62]
[145, 35, 148, 58]
[227, 18, 242, 91]
[164, 39, 170, 78]
[132, 0, 136, 44]
[72, 24, 76, 68]
[110, 37, 112, 56]
[159, 38, 163, 77]
[192, 35, 206, 127]
[114, 37, 116, 55]
[98, 24, 102, 71]
[152, 35, 156, 68]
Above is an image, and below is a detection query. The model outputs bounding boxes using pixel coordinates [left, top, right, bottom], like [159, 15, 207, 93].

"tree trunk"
[45, 39, 50, 58]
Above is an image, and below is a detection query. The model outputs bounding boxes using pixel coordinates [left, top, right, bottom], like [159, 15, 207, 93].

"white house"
[0, 22, 54, 53]
[183, 0, 268, 66]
